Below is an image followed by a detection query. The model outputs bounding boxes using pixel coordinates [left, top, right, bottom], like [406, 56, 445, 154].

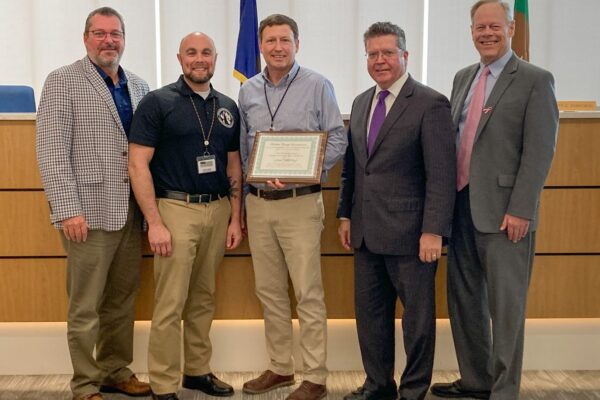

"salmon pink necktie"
[457, 66, 490, 191]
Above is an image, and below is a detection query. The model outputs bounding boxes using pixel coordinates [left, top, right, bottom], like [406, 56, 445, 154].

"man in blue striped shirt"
[238, 13, 347, 400]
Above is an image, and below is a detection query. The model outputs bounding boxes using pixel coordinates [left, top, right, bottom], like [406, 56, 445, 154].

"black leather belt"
[158, 190, 227, 203]
[249, 184, 321, 201]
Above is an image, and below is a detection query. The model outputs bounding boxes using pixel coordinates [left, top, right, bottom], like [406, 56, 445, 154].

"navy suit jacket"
[337, 75, 456, 255]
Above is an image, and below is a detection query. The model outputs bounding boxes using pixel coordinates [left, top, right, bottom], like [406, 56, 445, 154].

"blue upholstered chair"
[0, 85, 36, 112]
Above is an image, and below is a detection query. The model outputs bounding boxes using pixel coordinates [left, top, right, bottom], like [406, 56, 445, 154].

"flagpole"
[512, 0, 529, 61]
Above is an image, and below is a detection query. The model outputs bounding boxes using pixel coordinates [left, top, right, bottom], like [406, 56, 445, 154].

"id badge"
[197, 155, 217, 174]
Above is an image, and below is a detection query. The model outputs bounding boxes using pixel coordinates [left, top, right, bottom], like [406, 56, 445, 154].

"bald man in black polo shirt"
[128, 32, 242, 400]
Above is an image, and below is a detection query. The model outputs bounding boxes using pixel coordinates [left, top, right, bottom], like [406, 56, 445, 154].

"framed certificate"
[247, 131, 329, 184]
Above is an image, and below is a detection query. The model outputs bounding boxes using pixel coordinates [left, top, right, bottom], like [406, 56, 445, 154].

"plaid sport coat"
[36, 56, 150, 231]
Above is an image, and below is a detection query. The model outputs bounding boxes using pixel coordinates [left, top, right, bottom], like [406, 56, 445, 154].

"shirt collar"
[91, 59, 127, 87]
[375, 71, 408, 100]
[482, 49, 513, 79]
[261, 61, 301, 86]
[176, 75, 215, 99]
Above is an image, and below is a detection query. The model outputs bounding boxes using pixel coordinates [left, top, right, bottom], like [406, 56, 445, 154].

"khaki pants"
[148, 197, 231, 395]
[246, 192, 328, 385]
[62, 201, 142, 398]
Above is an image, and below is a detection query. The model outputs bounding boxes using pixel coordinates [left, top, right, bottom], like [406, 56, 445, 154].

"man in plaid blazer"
[36, 7, 150, 400]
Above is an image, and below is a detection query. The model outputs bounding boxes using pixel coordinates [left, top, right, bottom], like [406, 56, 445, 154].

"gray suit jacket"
[36, 56, 149, 231]
[337, 76, 456, 255]
[451, 54, 559, 233]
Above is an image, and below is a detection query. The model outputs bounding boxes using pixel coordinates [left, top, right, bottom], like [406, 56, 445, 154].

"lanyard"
[263, 67, 301, 130]
[189, 95, 216, 155]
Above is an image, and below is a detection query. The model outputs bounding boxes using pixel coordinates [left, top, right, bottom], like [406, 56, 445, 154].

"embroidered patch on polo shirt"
[217, 108, 234, 128]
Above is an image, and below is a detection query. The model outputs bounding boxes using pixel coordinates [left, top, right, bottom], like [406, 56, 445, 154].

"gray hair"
[470, 0, 513, 23]
[84, 7, 125, 35]
[363, 22, 406, 51]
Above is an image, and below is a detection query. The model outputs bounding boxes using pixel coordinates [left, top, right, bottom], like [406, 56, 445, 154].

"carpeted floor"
[0, 371, 599, 399]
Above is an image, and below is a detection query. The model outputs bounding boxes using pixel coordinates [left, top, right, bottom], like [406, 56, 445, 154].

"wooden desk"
[1, 112, 599, 321]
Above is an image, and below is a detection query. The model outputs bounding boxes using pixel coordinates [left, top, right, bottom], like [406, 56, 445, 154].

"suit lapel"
[474, 55, 519, 142]
[125, 71, 142, 111]
[452, 65, 479, 126]
[82, 57, 126, 135]
[368, 76, 413, 159]
[355, 87, 375, 160]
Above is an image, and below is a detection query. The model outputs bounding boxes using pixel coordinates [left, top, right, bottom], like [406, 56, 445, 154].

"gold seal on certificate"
[247, 131, 329, 184]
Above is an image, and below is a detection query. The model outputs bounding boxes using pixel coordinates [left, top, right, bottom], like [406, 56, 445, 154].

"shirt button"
[123, 178, 129, 183]
[122, 151, 128, 156]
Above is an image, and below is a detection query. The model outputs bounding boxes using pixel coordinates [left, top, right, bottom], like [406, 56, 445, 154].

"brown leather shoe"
[286, 381, 327, 400]
[242, 370, 295, 394]
[76, 394, 103, 400]
[99, 374, 151, 397]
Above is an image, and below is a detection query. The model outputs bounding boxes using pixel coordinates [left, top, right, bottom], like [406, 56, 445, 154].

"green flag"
[512, 0, 529, 60]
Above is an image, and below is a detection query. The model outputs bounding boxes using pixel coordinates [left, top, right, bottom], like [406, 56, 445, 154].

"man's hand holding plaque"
[247, 131, 328, 185]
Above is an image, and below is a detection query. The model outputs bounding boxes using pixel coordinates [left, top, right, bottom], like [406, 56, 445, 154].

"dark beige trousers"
[148, 197, 230, 395]
[62, 201, 142, 398]
[246, 192, 328, 385]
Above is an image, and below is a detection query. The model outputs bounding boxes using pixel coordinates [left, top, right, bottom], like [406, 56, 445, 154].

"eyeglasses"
[366, 49, 402, 61]
[88, 30, 124, 40]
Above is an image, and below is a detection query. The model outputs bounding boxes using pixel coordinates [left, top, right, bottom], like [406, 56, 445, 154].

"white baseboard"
[1, 319, 598, 375]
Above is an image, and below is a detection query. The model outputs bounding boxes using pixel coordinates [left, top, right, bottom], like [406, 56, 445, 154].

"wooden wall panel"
[2, 116, 600, 323]
[545, 119, 600, 186]
[136, 258, 155, 320]
[3, 119, 598, 194]
[537, 189, 600, 253]
[0, 120, 41, 189]
[324, 160, 342, 189]
[3, 255, 599, 322]
[0, 259, 67, 322]
[0, 192, 63, 257]
[527, 256, 600, 318]
[213, 257, 262, 319]
[2, 190, 351, 257]
[322, 190, 351, 254]
[28, 185, 600, 258]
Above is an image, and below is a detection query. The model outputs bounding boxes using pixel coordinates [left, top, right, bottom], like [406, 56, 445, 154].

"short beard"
[186, 71, 213, 85]
[95, 56, 121, 70]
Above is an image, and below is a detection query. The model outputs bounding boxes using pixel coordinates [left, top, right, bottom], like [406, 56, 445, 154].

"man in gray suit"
[430, 1, 558, 399]
[337, 22, 455, 400]
[36, 7, 150, 400]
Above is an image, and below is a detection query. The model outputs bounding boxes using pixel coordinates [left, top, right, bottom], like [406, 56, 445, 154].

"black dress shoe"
[151, 393, 179, 400]
[430, 381, 490, 399]
[343, 386, 397, 400]
[182, 373, 234, 397]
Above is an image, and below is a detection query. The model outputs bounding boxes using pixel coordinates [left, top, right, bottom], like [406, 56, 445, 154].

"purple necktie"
[367, 90, 390, 155]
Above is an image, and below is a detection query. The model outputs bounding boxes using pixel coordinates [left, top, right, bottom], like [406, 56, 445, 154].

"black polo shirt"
[130, 76, 240, 195]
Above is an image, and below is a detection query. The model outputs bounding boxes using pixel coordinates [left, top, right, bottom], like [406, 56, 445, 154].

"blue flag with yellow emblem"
[233, 0, 261, 83]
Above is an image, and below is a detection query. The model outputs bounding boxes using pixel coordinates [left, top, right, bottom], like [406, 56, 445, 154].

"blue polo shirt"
[93, 61, 133, 135]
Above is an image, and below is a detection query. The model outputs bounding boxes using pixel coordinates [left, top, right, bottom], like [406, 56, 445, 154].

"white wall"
[427, 0, 600, 102]
[1, 0, 157, 93]
[2, 319, 600, 374]
[1, 0, 599, 113]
